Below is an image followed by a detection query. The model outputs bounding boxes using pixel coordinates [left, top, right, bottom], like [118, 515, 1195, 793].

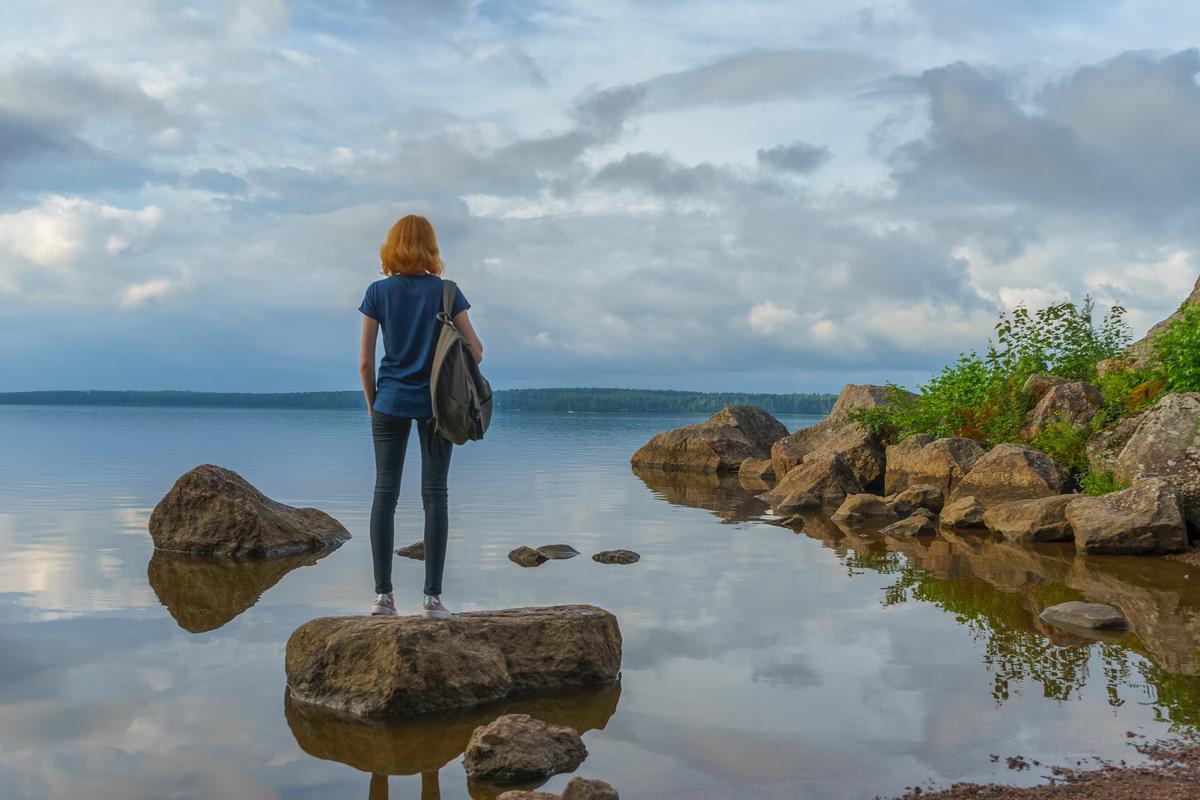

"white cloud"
[747, 302, 800, 336]
[120, 278, 174, 307]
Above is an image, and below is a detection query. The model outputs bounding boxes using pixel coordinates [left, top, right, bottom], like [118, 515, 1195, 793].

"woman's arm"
[359, 314, 379, 414]
[453, 309, 484, 364]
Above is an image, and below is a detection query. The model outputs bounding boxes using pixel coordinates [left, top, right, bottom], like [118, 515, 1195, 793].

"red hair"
[380, 215, 444, 276]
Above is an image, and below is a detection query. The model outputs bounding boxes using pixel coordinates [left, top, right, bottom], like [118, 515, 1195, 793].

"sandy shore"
[887, 739, 1200, 799]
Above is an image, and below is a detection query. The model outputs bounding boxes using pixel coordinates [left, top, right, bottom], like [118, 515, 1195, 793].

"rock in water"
[463, 713, 587, 784]
[592, 549, 639, 565]
[889, 484, 946, 515]
[537, 544, 581, 560]
[982, 495, 1076, 544]
[510, 546, 549, 567]
[947, 443, 1071, 508]
[149, 464, 350, 557]
[831, 493, 898, 525]
[940, 495, 986, 528]
[630, 405, 787, 473]
[739, 457, 776, 481]
[769, 384, 900, 491]
[762, 451, 863, 513]
[1040, 601, 1127, 631]
[563, 778, 620, 799]
[497, 792, 559, 800]
[395, 540, 425, 560]
[285, 605, 622, 718]
[881, 509, 938, 537]
[884, 435, 985, 495]
[1066, 479, 1188, 555]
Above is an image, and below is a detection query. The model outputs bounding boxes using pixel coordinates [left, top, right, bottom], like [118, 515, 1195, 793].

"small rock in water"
[536, 544, 581, 560]
[463, 713, 587, 784]
[496, 792, 559, 800]
[592, 549, 640, 565]
[563, 777, 620, 799]
[394, 540, 424, 560]
[881, 509, 938, 537]
[509, 546, 549, 567]
[940, 494, 987, 529]
[1040, 601, 1127, 631]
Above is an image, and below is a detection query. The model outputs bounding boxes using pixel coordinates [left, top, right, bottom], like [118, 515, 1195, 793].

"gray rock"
[1110, 393, 1200, 528]
[463, 713, 587, 784]
[592, 549, 640, 565]
[884, 435, 985, 495]
[947, 443, 1072, 508]
[940, 495, 986, 528]
[982, 495, 1077, 544]
[831, 493, 898, 525]
[1040, 601, 1127, 631]
[631, 405, 788, 473]
[285, 605, 622, 718]
[1021, 381, 1104, 439]
[509, 546, 549, 567]
[1066, 478, 1188, 555]
[395, 540, 424, 560]
[537, 544, 581, 560]
[762, 451, 864, 513]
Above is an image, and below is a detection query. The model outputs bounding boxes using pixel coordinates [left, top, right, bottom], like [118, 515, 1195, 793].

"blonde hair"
[380, 214, 444, 276]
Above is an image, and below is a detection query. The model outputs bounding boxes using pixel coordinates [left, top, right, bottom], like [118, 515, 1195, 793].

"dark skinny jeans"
[370, 411, 453, 596]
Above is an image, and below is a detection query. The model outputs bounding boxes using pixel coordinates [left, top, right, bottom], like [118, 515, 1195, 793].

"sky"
[1, 1, 1199, 394]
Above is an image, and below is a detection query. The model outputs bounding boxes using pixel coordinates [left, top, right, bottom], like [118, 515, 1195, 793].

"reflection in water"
[646, 468, 1200, 735]
[631, 465, 767, 524]
[285, 682, 620, 800]
[148, 548, 334, 633]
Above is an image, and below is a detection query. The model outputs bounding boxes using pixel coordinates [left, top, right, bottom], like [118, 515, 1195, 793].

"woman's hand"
[453, 309, 484, 365]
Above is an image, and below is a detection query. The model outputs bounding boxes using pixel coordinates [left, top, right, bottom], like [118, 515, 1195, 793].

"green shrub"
[852, 297, 1130, 447]
[1032, 421, 1090, 479]
[1154, 303, 1200, 394]
[1095, 364, 1161, 424]
[1079, 470, 1126, 496]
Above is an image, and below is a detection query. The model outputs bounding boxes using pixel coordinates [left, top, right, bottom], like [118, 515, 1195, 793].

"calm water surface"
[2, 406, 1200, 799]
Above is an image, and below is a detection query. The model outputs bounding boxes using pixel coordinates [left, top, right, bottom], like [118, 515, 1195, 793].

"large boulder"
[1066, 478, 1188, 555]
[982, 495, 1077, 544]
[285, 606, 622, 718]
[889, 484, 946, 515]
[1107, 393, 1200, 528]
[1020, 381, 1104, 439]
[631, 406, 787, 473]
[884, 435, 985, 495]
[463, 713, 587, 784]
[769, 384, 904, 491]
[148, 464, 350, 557]
[947, 443, 1072, 509]
[761, 451, 863, 513]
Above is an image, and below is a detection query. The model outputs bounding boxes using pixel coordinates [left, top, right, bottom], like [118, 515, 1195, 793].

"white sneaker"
[422, 594, 452, 619]
[370, 593, 397, 616]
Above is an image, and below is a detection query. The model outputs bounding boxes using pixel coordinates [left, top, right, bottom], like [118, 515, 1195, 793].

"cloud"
[756, 141, 832, 174]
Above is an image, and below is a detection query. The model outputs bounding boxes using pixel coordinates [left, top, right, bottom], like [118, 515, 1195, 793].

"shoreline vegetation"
[0, 387, 838, 415]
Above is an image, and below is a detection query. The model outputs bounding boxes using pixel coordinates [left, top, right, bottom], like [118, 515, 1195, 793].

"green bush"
[852, 297, 1130, 447]
[1154, 303, 1200, 394]
[1032, 421, 1090, 479]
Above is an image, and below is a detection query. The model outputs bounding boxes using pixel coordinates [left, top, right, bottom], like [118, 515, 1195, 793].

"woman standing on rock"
[358, 215, 484, 619]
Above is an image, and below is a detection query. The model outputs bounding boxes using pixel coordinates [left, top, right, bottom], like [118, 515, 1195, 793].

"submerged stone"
[395, 540, 425, 560]
[592, 549, 640, 565]
[510, 546, 549, 567]
[1040, 601, 1127, 631]
[537, 544, 581, 560]
[463, 713, 587, 784]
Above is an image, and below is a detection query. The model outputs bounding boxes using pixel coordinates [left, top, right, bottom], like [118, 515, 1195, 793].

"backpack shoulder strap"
[440, 279, 458, 317]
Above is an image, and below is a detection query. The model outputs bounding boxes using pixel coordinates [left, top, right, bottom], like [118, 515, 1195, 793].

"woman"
[358, 215, 484, 618]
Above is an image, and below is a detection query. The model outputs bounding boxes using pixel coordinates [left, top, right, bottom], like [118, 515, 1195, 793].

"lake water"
[2, 406, 1200, 800]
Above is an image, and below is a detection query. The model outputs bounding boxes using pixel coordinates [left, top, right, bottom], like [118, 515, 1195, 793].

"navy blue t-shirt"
[359, 274, 470, 418]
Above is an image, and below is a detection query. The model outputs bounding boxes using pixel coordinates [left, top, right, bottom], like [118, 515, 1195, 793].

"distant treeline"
[0, 388, 836, 414]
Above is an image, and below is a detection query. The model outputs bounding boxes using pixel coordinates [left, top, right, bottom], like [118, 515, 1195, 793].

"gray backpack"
[430, 279, 492, 444]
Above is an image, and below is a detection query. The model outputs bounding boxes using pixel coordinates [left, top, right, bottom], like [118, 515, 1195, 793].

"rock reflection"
[285, 681, 621, 800]
[148, 549, 332, 633]
[631, 465, 767, 524]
